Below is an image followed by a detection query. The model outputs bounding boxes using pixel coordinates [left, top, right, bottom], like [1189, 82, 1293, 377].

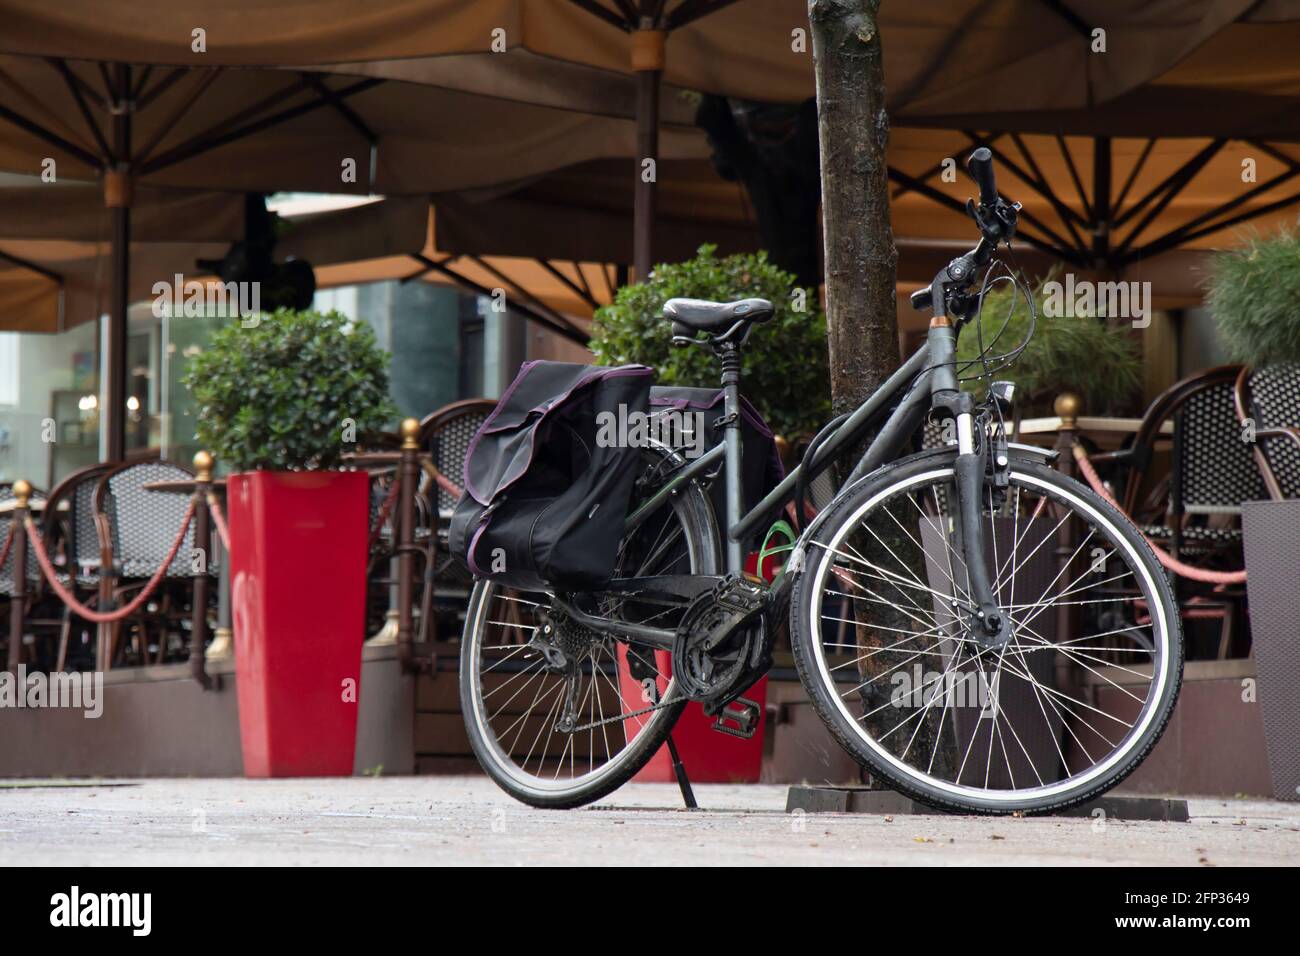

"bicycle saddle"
[664, 297, 774, 345]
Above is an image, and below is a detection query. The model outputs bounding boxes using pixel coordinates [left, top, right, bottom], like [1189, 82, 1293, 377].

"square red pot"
[228, 469, 370, 777]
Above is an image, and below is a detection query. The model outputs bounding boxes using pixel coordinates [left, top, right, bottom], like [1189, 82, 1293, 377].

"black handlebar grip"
[967, 147, 998, 206]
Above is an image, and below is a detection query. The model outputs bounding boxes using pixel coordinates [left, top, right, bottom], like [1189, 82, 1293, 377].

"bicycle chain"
[569, 698, 673, 733]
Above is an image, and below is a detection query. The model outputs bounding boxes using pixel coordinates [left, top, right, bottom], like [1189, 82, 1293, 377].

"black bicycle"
[459, 150, 1183, 813]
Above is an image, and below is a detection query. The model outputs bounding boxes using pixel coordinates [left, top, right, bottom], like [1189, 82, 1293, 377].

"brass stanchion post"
[190, 451, 213, 688]
[396, 418, 420, 673]
[6, 480, 30, 673]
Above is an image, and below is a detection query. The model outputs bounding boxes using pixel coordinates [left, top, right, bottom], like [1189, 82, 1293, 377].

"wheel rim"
[805, 466, 1174, 805]
[464, 463, 703, 797]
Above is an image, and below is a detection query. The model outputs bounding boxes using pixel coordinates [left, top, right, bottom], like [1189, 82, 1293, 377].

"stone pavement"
[1, 776, 1297, 866]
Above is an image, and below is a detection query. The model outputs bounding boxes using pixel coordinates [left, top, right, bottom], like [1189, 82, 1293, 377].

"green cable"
[758, 519, 797, 579]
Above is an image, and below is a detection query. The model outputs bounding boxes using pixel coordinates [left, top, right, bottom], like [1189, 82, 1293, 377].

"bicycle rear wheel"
[460, 445, 720, 808]
[790, 450, 1183, 814]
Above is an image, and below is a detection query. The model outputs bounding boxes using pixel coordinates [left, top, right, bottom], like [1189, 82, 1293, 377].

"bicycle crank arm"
[953, 413, 1011, 648]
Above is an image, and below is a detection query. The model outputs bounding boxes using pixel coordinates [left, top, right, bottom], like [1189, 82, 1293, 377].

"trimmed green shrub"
[182, 308, 397, 471]
[589, 245, 831, 438]
[1206, 226, 1300, 367]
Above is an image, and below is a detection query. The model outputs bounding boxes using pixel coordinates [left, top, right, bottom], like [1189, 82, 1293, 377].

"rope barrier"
[24, 500, 197, 622]
[0, 522, 15, 575]
[1071, 444, 1247, 586]
[430, 466, 462, 501]
[206, 491, 231, 551]
[369, 479, 401, 549]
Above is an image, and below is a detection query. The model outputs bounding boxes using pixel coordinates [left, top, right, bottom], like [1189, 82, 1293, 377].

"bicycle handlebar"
[967, 147, 998, 208]
[909, 148, 1018, 317]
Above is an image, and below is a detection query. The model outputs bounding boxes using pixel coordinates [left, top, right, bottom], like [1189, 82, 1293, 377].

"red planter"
[228, 470, 370, 777]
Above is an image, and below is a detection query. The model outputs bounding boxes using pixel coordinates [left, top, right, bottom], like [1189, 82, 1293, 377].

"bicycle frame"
[626, 325, 946, 571]
[554, 298, 1026, 660]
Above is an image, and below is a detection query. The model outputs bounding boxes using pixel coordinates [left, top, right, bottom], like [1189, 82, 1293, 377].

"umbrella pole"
[104, 64, 132, 463]
[632, 28, 665, 282]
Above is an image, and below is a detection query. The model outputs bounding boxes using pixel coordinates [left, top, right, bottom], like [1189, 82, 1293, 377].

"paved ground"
[1, 776, 1297, 866]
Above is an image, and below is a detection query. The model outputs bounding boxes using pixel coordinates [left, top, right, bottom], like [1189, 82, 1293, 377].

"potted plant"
[955, 267, 1143, 423]
[184, 308, 396, 777]
[589, 243, 832, 443]
[1207, 229, 1300, 801]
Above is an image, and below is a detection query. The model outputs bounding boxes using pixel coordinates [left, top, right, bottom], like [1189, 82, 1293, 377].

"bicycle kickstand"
[664, 734, 699, 810]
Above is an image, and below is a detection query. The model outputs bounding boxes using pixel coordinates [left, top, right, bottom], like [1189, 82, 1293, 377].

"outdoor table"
[0, 498, 65, 514]
[142, 479, 226, 495]
[143, 478, 231, 661]
[1015, 415, 1172, 450]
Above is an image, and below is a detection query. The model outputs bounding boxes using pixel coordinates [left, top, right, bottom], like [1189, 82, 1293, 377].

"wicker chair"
[1092, 365, 1267, 658]
[419, 398, 495, 643]
[93, 459, 198, 668]
[36, 463, 115, 671]
[1235, 363, 1300, 501]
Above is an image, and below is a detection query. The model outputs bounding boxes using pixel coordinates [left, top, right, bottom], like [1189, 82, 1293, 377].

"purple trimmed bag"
[449, 360, 654, 592]
[649, 386, 785, 550]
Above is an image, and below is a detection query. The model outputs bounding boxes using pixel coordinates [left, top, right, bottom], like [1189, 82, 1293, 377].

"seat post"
[716, 341, 745, 573]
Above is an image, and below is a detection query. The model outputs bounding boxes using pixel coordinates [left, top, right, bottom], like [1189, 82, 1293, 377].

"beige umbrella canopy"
[0, 55, 706, 194]
[6, 0, 1287, 281]
[0, 237, 230, 333]
[0, 0, 1283, 112]
[278, 157, 763, 338]
[0, 172, 244, 333]
[0, 173, 244, 242]
[890, 130, 1300, 258]
[5, 0, 1300, 451]
[0, 46, 706, 456]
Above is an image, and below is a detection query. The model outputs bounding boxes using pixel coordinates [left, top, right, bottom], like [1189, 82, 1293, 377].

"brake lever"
[966, 197, 1020, 244]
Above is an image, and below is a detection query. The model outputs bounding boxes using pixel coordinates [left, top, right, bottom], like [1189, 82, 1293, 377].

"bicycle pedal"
[711, 697, 761, 739]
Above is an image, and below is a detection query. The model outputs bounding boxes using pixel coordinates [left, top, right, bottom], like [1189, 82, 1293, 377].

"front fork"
[928, 324, 1012, 649]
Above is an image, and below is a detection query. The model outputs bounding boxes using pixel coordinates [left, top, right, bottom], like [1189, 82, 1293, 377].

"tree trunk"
[809, 1, 955, 783]
[808, 0, 898, 416]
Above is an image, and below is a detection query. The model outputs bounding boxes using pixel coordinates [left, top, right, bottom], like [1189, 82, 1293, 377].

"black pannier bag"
[449, 361, 654, 592]
[648, 386, 785, 551]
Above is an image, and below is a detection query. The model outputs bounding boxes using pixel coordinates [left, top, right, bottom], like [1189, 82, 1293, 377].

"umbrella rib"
[133, 67, 225, 170]
[0, 95, 100, 167]
[140, 76, 381, 176]
[300, 72, 376, 143]
[567, 0, 633, 31]
[47, 58, 113, 161]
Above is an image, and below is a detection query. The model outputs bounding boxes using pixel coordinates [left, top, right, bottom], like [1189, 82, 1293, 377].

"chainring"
[671, 575, 772, 711]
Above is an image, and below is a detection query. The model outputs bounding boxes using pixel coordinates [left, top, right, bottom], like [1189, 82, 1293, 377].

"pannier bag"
[450, 361, 654, 592]
[648, 386, 785, 550]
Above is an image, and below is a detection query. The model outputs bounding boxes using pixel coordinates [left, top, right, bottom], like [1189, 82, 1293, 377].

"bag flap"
[463, 361, 653, 505]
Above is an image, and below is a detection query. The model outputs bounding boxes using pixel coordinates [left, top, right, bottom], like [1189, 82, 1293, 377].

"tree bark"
[808, 0, 898, 416]
[809, 1, 955, 782]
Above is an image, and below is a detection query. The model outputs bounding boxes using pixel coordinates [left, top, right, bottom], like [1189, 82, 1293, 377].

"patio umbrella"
[5, 1, 1299, 454]
[0, 50, 707, 458]
[5, 0, 1271, 297]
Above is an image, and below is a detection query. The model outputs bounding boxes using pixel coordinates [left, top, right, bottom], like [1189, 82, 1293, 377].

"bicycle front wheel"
[790, 450, 1183, 814]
